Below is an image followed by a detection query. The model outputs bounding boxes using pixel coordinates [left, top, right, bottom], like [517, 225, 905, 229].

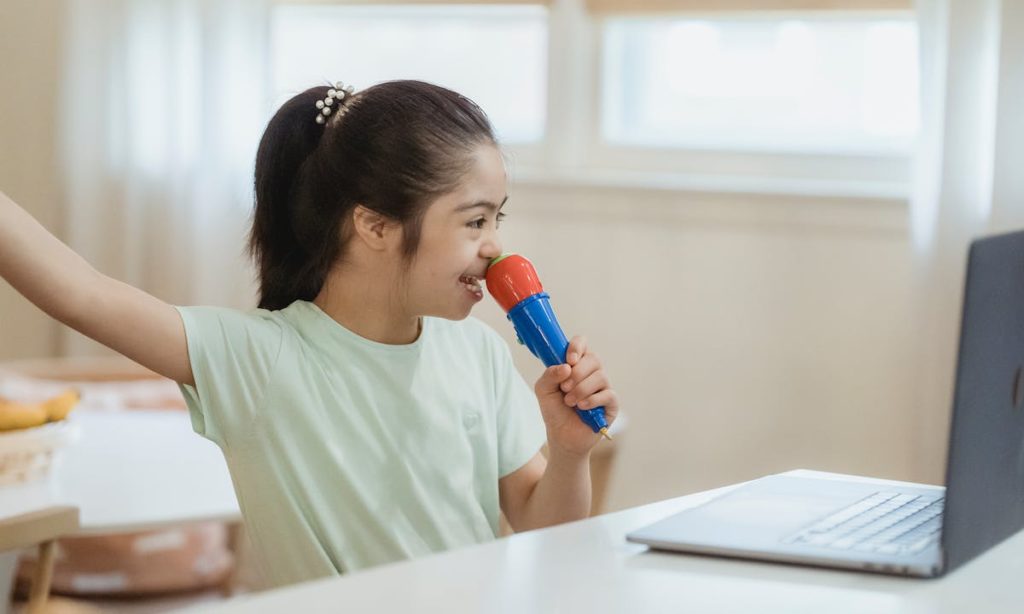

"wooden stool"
[0, 506, 79, 614]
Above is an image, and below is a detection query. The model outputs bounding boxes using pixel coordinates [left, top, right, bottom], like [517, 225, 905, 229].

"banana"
[43, 389, 80, 422]
[0, 401, 48, 431]
[0, 389, 80, 431]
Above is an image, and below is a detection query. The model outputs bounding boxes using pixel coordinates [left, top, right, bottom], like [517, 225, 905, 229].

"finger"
[560, 352, 601, 393]
[577, 390, 618, 417]
[564, 370, 609, 407]
[535, 364, 572, 396]
[565, 335, 588, 366]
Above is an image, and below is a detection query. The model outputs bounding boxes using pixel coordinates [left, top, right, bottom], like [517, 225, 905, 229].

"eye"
[467, 212, 506, 230]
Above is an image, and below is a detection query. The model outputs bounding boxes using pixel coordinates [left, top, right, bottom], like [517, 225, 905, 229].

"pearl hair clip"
[315, 81, 356, 125]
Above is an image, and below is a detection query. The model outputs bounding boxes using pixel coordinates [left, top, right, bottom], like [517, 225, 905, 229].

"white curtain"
[59, 0, 271, 355]
[911, 0, 1024, 482]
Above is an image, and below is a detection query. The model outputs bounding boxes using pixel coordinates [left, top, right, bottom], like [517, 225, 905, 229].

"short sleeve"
[175, 306, 284, 448]
[490, 332, 546, 477]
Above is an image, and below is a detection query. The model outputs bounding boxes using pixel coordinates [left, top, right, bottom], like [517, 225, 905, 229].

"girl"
[0, 80, 618, 587]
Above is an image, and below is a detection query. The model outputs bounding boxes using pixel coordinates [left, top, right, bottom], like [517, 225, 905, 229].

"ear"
[351, 205, 400, 252]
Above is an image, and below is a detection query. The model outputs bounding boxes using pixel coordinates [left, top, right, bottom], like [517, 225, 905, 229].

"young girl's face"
[402, 144, 507, 320]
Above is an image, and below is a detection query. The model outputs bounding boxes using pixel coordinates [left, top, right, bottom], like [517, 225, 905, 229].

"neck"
[313, 263, 421, 345]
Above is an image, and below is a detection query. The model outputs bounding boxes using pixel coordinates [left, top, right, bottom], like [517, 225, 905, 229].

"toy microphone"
[485, 254, 611, 440]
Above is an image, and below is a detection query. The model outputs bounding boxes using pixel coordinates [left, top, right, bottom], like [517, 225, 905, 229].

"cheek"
[408, 233, 475, 285]
[406, 255, 453, 291]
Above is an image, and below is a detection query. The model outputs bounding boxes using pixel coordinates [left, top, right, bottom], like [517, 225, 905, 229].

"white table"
[0, 410, 240, 533]
[182, 470, 1024, 614]
[0, 410, 239, 611]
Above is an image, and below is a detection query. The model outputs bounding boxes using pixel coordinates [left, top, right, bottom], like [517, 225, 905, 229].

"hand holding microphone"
[485, 254, 613, 441]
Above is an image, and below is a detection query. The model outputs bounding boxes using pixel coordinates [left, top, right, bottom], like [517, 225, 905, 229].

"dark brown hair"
[249, 80, 496, 310]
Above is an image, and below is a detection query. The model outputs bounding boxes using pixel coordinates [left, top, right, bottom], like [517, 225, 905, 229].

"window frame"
[270, 0, 917, 199]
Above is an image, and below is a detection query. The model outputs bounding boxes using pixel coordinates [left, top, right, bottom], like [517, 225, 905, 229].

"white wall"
[0, 0, 64, 360]
[473, 182, 920, 510]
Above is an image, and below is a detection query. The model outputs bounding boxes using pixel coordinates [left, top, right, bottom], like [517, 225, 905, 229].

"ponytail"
[250, 86, 342, 310]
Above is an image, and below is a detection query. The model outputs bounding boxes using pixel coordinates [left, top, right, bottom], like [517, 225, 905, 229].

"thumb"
[535, 364, 571, 398]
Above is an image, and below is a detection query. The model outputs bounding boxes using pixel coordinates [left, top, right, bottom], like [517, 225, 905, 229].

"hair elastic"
[315, 81, 356, 125]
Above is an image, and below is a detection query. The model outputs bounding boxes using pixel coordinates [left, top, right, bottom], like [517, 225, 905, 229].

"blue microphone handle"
[507, 293, 609, 435]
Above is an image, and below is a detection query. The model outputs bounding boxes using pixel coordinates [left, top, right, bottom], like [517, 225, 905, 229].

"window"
[269, 1, 921, 192]
[601, 15, 919, 155]
[270, 4, 549, 143]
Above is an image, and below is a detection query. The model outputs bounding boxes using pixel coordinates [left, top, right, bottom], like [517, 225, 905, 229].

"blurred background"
[1, 0, 1024, 609]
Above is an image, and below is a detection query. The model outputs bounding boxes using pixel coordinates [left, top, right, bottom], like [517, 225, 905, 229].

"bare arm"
[0, 191, 194, 385]
[499, 449, 592, 532]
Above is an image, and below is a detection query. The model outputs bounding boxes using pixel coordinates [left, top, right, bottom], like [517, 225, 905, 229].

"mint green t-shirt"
[175, 300, 545, 587]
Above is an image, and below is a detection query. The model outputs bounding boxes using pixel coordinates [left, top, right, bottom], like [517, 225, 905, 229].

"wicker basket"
[0, 418, 79, 485]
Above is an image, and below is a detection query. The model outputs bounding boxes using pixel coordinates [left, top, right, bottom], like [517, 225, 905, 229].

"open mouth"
[459, 274, 484, 298]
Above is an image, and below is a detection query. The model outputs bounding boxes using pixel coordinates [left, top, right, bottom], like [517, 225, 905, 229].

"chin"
[425, 304, 473, 322]
[448, 308, 474, 321]
[453, 301, 478, 320]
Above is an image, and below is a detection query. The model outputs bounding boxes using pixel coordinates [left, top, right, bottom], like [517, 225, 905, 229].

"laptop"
[627, 229, 1024, 578]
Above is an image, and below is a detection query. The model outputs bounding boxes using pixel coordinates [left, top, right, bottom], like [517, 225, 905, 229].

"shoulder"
[176, 304, 285, 332]
[174, 305, 292, 354]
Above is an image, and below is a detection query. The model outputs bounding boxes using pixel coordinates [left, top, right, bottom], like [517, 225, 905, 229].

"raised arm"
[0, 191, 194, 385]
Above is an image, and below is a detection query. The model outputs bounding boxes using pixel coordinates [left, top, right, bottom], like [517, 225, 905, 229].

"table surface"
[183, 470, 1024, 614]
[0, 410, 240, 534]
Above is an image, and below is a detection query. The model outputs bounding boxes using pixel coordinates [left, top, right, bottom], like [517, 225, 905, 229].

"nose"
[481, 230, 503, 261]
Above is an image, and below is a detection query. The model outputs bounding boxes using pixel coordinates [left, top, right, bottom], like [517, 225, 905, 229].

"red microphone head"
[485, 254, 545, 313]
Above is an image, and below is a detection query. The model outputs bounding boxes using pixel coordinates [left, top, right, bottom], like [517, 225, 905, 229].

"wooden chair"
[0, 506, 79, 614]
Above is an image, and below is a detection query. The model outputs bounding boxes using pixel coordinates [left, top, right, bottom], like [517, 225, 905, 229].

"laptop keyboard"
[785, 491, 944, 556]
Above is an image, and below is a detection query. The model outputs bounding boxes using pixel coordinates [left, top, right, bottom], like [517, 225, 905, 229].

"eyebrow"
[455, 195, 508, 213]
